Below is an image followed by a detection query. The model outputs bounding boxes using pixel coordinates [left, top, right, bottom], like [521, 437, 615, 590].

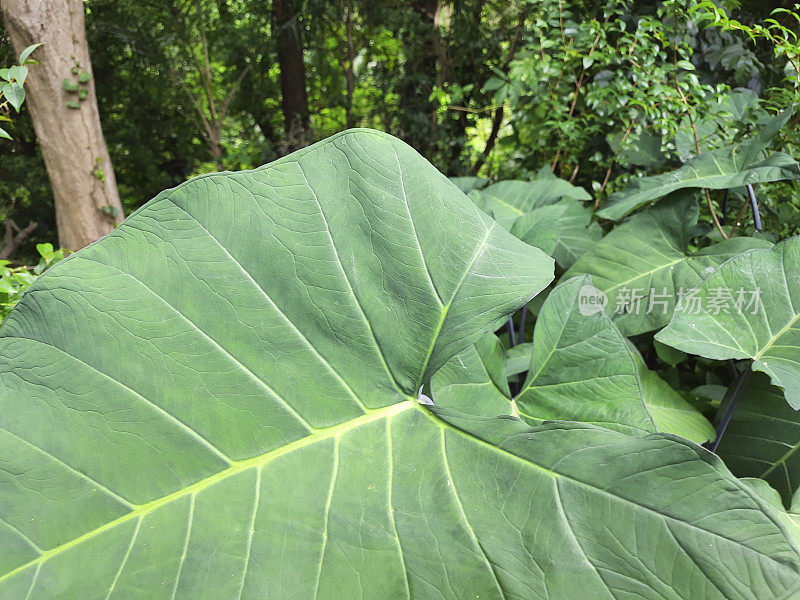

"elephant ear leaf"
[715, 373, 800, 505]
[598, 109, 800, 220]
[431, 333, 513, 417]
[566, 192, 772, 336]
[1, 130, 799, 599]
[515, 276, 714, 443]
[470, 173, 591, 230]
[510, 199, 602, 269]
[657, 236, 800, 409]
[434, 276, 715, 443]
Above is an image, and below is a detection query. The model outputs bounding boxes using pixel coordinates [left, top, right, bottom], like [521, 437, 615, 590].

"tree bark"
[396, 0, 440, 157]
[1, 0, 124, 251]
[272, 0, 310, 151]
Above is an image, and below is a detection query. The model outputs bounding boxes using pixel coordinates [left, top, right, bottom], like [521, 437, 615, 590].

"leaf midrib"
[5, 400, 798, 585]
[427, 409, 800, 571]
[0, 400, 416, 585]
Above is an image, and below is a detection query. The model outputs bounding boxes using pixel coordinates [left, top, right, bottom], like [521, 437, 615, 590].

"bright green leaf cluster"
[0, 43, 41, 140]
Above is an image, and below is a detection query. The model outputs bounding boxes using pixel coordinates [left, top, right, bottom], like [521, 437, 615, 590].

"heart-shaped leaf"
[716, 373, 800, 504]
[2, 83, 24, 112]
[18, 43, 42, 65]
[470, 170, 591, 230]
[6, 65, 28, 86]
[1, 131, 798, 598]
[566, 193, 772, 335]
[433, 276, 714, 442]
[657, 236, 800, 408]
[598, 110, 800, 220]
[516, 276, 714, 442]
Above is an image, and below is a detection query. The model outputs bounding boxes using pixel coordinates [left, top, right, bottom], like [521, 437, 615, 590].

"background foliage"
[2, 0, 799, 256]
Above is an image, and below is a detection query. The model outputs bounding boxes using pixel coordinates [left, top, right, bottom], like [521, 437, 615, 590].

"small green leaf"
[62, 79, 79, 93]
[0, 125, 11, 140]
[66, 100, 81, 109]
[3, 83, 25, 112]
[18, 43, 42, 64]
[482, 77, 505, 92]
[654, 339, 687, 367]
[0, 68, 10, 81]
[6, 65, 27, 84]
[77, 70, 92, 83]
[36, 243, 54, 258]
[0, 278, 17, 294]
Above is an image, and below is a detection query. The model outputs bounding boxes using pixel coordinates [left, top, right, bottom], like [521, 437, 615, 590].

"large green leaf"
[515, 276, 714, 442]
[448, 175, 486, 193]
[1, 130, 799, 598]
[432, 277, 714, 443]
[716, 373, 800, 505]
[469, 169, 591, 230]
[598, 110, 800, 220]
[657, 236, 800, 409]
[740, 479, 800, 548]
[509, 198, 603, 269]
[430, 333, 512, 417]
[565, 193, 772, 336]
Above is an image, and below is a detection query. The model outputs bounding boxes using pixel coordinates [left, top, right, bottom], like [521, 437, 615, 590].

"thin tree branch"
[218, 64, 252, 121]
[471, 5, 530, 175]
[0, 219, 37, 259]
[671, 44, 728, 239]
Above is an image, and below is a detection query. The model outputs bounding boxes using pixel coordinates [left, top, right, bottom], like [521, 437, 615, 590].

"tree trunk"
[341, 0, 355, 130]
[396, 0, 440, 157]
[272, 0, 310, 151]
[1, 0, 124, 251]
